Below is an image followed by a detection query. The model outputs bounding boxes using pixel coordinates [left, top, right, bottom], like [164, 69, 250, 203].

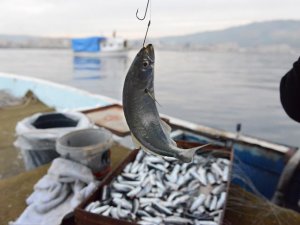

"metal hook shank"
[136, 0, 150, 20]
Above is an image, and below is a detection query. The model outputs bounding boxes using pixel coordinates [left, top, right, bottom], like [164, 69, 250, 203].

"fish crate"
[75, 142, 233, 225]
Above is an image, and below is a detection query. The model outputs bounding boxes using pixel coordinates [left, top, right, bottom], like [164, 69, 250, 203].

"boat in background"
[72, 32, 128, 57]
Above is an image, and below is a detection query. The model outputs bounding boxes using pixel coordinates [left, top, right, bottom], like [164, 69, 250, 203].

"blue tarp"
[71, 37, 106, 52]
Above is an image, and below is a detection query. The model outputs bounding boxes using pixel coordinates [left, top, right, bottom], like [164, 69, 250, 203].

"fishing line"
[142, 21, 151, 47]
[136, 0, 151, 47]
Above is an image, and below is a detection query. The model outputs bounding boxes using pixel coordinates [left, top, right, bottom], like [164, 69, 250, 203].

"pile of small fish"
[85, 150, 230, 225]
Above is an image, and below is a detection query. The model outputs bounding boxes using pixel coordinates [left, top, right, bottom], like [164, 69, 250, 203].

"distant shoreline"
[0, 20, 299, 54]
[0, 45, 298, 54]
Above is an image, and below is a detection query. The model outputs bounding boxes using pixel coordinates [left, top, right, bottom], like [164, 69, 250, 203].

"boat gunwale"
[0, 72, 294, 155]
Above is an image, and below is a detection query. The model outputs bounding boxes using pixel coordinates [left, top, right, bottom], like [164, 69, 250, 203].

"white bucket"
[56, 128, 113, 177]
[14, 112, 93, 170]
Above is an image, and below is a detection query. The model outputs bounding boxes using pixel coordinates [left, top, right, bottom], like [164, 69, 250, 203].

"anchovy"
[137, 210, 152, 218]
[85, 201, 100, 212]
[122, 172, 140, 181]
[190, 194, 206, 211]
[132, 198, 139, 215]
[110, 207, 119, 219]
[152, 202, 172, 216]
[163, 216, 193, 224]
[101, 185, 110, 201]
[216, 192, 226, 210]
[86, 149, 230, 224]
[122, 44, 209, 163]
[113, 198, 132, 210]
[209, 196, 218, 211]
[211, 183, 225, 195]
[90, 205, 108, 214]
[127, 186, 142, 198]
[102, 206, 112, 216]
[112, 183, 133, 192]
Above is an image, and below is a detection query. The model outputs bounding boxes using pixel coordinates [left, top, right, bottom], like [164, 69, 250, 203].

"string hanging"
[136, 0, 151, 47]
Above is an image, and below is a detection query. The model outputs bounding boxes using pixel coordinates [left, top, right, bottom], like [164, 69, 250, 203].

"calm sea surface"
[0, 49, 299, 147]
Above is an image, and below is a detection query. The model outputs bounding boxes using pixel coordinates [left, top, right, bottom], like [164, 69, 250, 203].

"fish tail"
[176, 144, 210, 163]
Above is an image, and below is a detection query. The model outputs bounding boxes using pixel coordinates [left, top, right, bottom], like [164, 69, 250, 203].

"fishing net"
[178, 130, 300, 224]
[223, 155, 300, 225]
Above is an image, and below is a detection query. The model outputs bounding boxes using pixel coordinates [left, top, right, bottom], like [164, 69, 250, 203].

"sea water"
[0, 48, 299, 147]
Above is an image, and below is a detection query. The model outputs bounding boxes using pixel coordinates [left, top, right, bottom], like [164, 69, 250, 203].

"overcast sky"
[0, 0, 299, 39]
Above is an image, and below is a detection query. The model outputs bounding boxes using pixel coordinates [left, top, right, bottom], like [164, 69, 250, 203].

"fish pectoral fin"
[131, 133, 142, 150]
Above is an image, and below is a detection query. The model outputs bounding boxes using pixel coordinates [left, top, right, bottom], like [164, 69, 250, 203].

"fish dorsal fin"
[160, 119, 177, 146]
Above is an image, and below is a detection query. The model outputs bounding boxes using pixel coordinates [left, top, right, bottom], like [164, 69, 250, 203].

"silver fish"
[122, 44, 209, 163]
[87, 149, 229, 224]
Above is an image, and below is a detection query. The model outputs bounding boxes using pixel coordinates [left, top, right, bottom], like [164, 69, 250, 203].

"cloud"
[0, 0, 299, 38]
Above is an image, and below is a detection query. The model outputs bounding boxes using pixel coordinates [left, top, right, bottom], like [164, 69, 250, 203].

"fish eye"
[143, 61, 149, 67]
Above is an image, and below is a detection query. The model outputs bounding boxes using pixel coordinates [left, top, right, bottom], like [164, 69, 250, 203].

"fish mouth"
[139, 44, 154, 61]
[145, 44, 154, 61]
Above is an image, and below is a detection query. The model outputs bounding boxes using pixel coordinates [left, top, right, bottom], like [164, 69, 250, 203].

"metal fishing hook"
[136, 0, 150, 20]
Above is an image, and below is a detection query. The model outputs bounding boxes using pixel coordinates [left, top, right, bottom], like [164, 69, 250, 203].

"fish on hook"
[122, 44, 209, 163]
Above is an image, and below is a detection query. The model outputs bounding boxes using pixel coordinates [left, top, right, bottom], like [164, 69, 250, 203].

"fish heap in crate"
[85, 150, 230, 225]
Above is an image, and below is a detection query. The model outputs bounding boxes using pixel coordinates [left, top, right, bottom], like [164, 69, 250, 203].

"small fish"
[113, 198, 132, 210]
[163, 216, 193, 224]
[127, 186, 142, 198]
[87, 149, 229, 224]
[112, 183, 133, 192]
[152, 202, 172, 216]
[190, 194, 206, 211]
[137, 210, 152, 218]
[101, 185, 110, 201]
[216, 192, 226, 210]
[110, 207, 119, 219]
[90, 205, 109, 214]
[122, 44, 209, 163]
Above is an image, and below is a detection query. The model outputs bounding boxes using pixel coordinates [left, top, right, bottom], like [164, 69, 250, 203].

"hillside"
[1, 20, 300, 51]
[0, 35, 70, 48]
[150, 20, 300, 52]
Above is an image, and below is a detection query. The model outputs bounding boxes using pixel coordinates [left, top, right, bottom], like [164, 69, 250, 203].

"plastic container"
[14, 112, 93, 170]
[56, 128, 113, 178]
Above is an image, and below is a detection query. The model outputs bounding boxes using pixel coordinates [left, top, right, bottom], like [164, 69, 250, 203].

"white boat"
[71, 35, 128, 57]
